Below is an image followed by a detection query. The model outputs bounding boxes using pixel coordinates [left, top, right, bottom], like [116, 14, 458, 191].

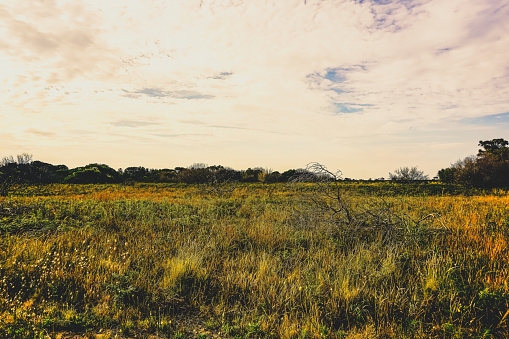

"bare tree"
[292, 163, 447, 248]
[17, 153, 33, 165]
[292, 162, 356, 223]
[0, 153, 34, 196]
[389, 166, 428, 181]
[1, 153, 33, 166]
[0, 155, 15, 166]
[188, 163, 208, 169]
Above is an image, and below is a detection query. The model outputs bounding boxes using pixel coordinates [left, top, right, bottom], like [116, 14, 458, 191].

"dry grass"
[1, 183, 509, 338]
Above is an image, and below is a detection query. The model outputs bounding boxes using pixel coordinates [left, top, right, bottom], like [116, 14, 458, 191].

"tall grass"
[1, 183, 508, 338]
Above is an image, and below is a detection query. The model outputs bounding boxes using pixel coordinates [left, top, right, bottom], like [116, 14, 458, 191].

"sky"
[1, 0, 508, 179]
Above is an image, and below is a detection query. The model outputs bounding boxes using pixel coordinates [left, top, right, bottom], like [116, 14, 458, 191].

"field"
[1, 182, 509, 338]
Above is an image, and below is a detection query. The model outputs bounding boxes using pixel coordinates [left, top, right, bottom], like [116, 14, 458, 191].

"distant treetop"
[389, 166, 429, 181]
[478, 138, 509, 161]
[438, 138, 509, 188]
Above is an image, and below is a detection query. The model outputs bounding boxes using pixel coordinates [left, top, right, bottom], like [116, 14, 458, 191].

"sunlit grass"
[0, 183, 509, 338]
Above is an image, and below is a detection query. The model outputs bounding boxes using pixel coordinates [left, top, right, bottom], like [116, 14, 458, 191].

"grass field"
[1, 182, 509, 338]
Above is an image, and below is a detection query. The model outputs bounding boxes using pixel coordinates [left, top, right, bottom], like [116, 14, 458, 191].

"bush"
[389, 166, 428, 181]
[441, 155, 509, 188]
[438, 139, 509, 188]
[64, 164, 120, 184]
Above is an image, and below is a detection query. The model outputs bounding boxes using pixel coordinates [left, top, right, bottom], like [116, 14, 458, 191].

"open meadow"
[1, 182, 509, 338]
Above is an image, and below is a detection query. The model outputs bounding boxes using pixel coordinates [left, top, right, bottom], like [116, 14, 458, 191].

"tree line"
[0, 155, 308, 195]
[0, 157, 427, 188]
[438, 138, 509, 188]
[2, 138, 508, 194]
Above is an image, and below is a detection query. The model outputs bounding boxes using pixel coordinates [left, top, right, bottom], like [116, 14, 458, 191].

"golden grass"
[1, 183, 509, 338]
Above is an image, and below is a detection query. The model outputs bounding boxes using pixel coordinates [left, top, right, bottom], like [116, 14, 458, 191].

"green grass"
[1, 183, 509, 338]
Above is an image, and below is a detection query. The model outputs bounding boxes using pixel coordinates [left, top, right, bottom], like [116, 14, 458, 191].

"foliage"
[389, 166, 429, 181]
[63, 164, 120, 184]
[0, 153, 32, 166]
[478, 138, 509, 161]
[122, 166, 152, 182]
[437, 167, 456, 183]
[439, 139, 509, 188]
[0, 154, 70, 196]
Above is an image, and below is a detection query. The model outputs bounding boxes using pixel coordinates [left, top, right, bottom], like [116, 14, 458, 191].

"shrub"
[64, 164, 120, 184]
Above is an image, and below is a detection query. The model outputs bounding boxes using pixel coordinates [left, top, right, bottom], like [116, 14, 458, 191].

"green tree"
[438, 138, 509, 188]
[177, 164, 212, 184]
[437, 167, 457, 183]
[0, 153, 34, 196]
[478, 138, 509, 161]
[64, 164, 120, 184]
[123, 166, 150, 182]
[241, 168, 264, 182]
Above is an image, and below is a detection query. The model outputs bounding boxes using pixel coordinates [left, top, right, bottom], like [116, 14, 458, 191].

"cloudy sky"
[1, 0, 508, 178]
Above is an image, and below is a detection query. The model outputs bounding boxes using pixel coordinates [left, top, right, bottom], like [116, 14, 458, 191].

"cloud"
[152, 133, 210, 138]
[211, 72, 233, 80]
[25, 129, 56, 137]
[1, 0, 509, 178]
[333, 103, 372, 115]
[463, 112, 509, 125]
[110, 120, 160, 128]
[123, 88, 214, 100]
[314, 0, 509, 125]
[207, 125, 284, 135]
[0, 1, 119, 84]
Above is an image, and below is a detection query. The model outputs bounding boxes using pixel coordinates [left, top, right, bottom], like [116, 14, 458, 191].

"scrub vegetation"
[1, 177, 509, 338]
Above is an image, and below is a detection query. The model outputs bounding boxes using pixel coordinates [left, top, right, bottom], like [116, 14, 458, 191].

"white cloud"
[0, 0, 508, 177]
